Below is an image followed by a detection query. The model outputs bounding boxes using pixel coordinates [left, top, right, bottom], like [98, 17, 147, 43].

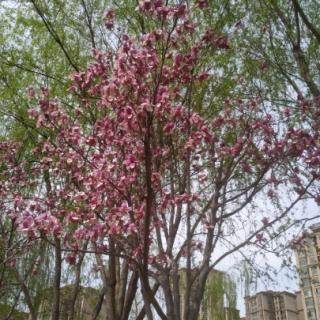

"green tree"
[0, 1, 319, 320]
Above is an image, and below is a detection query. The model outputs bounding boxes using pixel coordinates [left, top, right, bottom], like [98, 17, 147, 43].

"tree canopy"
[0, 1, 319, 320]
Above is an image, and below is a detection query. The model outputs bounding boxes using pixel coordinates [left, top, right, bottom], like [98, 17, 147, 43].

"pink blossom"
[65, 254, 76, 265]
[256, 233, 264, 242]
[197, 72, 209, 81]
[261, 217, 269, 226]
[27, 86, 35, 97]
[67, 212, 80, 223]
[164, 122, 175, 134]
[104, 20, 114, 30]
[195, 0, 209, 9]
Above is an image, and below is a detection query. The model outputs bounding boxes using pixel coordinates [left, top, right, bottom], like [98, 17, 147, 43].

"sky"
[215, 198, 320, 316]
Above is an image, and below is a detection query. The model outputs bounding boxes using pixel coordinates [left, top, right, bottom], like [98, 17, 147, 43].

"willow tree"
[1, 2, 320, 320]
[1, 1, 320, 320]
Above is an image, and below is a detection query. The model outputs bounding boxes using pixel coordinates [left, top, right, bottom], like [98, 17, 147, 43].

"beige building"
[36, 285, 107, 320]
[293, 223, 320, 320]
[244, 290, 305, 320]
[296, 291, 306, 320]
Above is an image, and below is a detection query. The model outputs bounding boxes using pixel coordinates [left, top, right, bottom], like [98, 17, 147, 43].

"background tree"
[1, 1, 320, 320]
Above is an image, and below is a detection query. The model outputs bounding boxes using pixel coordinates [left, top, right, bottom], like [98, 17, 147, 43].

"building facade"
[296, 291, 306, 320]
[36, 285, 107, 320]
[244, 291, 304, 320]
[293, 223, 320, 320]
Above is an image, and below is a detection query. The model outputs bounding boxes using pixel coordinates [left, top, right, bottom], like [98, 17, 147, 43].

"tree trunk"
[13, 269, 37, 320]
[69, 247, 86, 320]
[121, 271, 139, 320]
[51, 236, 61, 320]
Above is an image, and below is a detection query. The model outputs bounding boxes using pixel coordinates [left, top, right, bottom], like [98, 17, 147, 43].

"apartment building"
[293, 223, 320, 320]
[244, 290, 304, 320]
[296, 291, 306, 320]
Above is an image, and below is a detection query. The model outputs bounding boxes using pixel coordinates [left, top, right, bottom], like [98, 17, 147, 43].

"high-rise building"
[296, 291, 306, 320]
[293, 222, 320, 320]
[244, 290, 304, 320]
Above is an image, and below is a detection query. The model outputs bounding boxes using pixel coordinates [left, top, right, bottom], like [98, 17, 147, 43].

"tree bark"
[121, 271, 139, 320]
[13, 269, 37, 320]
[51, 236, 61, 320]
[69, 246, 87, 320]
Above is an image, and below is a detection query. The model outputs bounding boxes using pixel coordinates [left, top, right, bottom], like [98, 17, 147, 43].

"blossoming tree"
[1, 1, 320, 320]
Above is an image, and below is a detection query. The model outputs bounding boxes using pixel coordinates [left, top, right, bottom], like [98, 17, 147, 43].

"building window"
[305, 297, 314, 308]
[307, 309, 316, 320]
[299, 257, 307, 267]
[302, 278, 311, 286]
[300, 267, 308, 276]
[309, 256, 318, 265]
[310, 266, 319, 276]
[304, 289, 312, 298]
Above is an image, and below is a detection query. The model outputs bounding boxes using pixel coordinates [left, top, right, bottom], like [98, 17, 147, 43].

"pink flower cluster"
[1, 2, 320, 266]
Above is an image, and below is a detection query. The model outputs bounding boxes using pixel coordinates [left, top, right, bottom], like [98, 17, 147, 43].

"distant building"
[244, 290, 304, 320]
[293, 223, 320, 320]
[0, 304, 29, 320]
[180, 269, 240, 320]
[224, 306, 240, 320]
[20, 269, 241, 320]
[37, 285, 106, 320]
[296, 291, 306, 320]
